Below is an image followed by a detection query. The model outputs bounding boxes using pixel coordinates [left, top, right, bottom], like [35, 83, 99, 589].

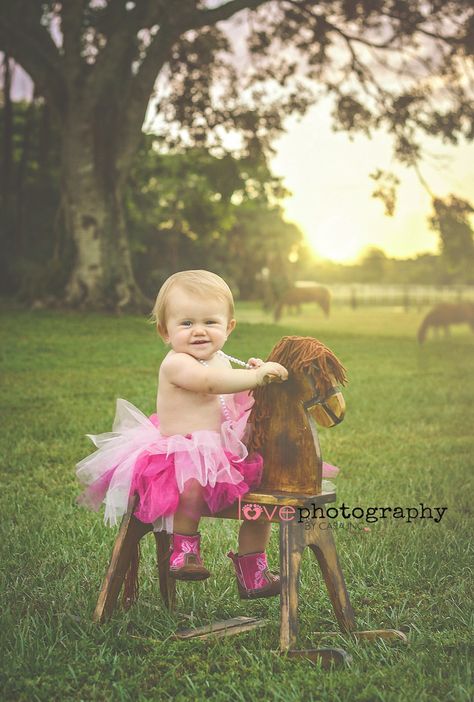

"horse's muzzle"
[303, 386, 346, 428]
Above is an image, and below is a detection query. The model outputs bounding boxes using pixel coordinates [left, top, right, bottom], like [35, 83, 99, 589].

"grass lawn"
[1, 302, 473, 701]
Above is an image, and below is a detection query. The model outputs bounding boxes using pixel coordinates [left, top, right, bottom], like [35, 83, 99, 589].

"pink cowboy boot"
[227, 551, 280, 599]
[169, 532, 211, 581]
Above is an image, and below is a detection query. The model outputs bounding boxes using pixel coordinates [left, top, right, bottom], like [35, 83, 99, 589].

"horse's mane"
[248, 336, 347, 453]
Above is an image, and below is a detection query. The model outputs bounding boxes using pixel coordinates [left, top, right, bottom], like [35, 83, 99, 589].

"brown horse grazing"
[247, 335, 347, 496]
[418, 302, 474, 344]
[274, 285, 331, 322]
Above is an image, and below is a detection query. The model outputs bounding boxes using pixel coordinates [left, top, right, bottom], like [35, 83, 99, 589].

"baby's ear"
[157, 323, 168, 342]
[227, 318, 237, 335]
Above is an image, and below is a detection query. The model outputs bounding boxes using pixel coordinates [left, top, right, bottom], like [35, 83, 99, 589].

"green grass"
[1, 304, 473, 702]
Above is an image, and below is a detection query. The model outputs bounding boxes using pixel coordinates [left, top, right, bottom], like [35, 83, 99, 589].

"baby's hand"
[247, 357, 264, 368]
[255, 362, 288, 386]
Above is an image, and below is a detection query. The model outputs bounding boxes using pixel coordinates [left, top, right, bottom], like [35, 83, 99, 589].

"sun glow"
[307, 215, 363, 263]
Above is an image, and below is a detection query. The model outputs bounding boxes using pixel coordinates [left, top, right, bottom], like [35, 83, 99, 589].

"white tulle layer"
[76, 393, 256, 529]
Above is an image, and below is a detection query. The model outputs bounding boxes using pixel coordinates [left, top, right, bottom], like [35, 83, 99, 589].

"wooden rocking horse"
[93, 336, 406, 666]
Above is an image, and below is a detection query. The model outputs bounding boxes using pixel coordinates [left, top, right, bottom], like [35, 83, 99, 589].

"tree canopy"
[1, 1, 473, 308]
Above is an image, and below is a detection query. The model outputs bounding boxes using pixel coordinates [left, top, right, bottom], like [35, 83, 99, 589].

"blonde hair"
[151, 270, 235, 332]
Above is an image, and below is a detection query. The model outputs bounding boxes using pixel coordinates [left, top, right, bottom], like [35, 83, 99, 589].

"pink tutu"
[76, 391, 340, 531]
[76, 392, 264, 531]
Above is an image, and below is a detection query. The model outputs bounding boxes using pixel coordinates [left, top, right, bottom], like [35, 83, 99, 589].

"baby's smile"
[161, 287, 236, 362]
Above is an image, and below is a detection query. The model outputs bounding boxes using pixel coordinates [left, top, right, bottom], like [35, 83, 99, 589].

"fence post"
[350, 288, 357, 310]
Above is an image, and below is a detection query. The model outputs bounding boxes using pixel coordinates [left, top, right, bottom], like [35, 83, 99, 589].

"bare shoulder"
[161, 352, 198, 375]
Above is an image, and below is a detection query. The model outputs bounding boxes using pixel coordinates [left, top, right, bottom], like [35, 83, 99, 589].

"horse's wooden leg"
[93, 497, 151, 623]
[154, 531, 176, 611]
[280, 520, 304, 652]
[306, 516, 356, 633]
[279, 520, 353, 667]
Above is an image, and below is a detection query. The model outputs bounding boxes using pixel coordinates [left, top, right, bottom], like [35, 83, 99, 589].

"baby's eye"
[206, 321, 217, 325]
[181, 321, 192, 327]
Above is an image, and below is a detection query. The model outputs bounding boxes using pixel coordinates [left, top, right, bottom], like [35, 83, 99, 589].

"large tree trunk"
[61, 112, 150, 312]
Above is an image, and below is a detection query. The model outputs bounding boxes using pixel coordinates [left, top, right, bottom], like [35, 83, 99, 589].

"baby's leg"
[238, 520, 272, 555]
[173, 479, 206, 535]
[169, 479, 210, 580]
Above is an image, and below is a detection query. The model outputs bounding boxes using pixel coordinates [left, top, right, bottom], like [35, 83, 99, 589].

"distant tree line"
[295, 244, 474, 286]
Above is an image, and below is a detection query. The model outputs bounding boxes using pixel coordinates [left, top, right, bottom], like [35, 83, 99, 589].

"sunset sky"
[222, 14, 474, 265]
[271, 100, 474, 263]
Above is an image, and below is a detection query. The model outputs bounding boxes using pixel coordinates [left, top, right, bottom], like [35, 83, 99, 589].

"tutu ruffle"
[76, 392, 263, 530]
[76, 391, 341, 531]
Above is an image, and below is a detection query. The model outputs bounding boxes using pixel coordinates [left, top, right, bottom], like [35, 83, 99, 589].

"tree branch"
[114, 0, 271, 175]
[0, 6, 65, 112]
[116, 21, 179, 176]
[381, 10, 466, 47]
[61, 0, 85, 85]
[189, 0, 269, 29]
[85, 0, 165, 102]
[413, 162, 435, 198]
[283, 0, 402, 51]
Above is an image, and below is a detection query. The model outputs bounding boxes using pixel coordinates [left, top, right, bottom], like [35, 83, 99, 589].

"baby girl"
[76, 270, 288, 599]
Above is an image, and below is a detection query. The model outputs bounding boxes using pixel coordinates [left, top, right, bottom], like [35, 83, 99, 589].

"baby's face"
[160, 287, 236, 360]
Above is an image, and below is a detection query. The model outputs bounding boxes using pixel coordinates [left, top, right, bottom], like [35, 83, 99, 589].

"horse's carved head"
[248, 336, 347, 456]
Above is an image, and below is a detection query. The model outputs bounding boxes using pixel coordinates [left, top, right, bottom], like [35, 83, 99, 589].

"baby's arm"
[162, 353, 287, 394]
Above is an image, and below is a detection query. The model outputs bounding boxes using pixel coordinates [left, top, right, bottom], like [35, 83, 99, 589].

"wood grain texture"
[312, 629, 408, 642]
[253, 374, 323, 495]
[154, 531, 176, 612]
[279, 515, 356, 652]
[174, 617, 268, 640]
[280, 520, 303, 651]
[306, 513, 356, 634]
[93, 495, 151, 623]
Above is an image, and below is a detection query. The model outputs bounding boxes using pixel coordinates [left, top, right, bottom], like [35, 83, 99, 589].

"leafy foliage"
[126, 135, 301, 298]
[0, 102, 302, 298]
[0, 98, 70, 296]
[429, 195, 474, 283]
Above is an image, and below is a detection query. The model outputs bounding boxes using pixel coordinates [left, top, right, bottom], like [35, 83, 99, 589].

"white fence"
[296, 282, 474, 308]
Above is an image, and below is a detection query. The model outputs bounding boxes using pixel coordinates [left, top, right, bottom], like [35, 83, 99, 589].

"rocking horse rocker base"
[92, 336, 407, 667]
